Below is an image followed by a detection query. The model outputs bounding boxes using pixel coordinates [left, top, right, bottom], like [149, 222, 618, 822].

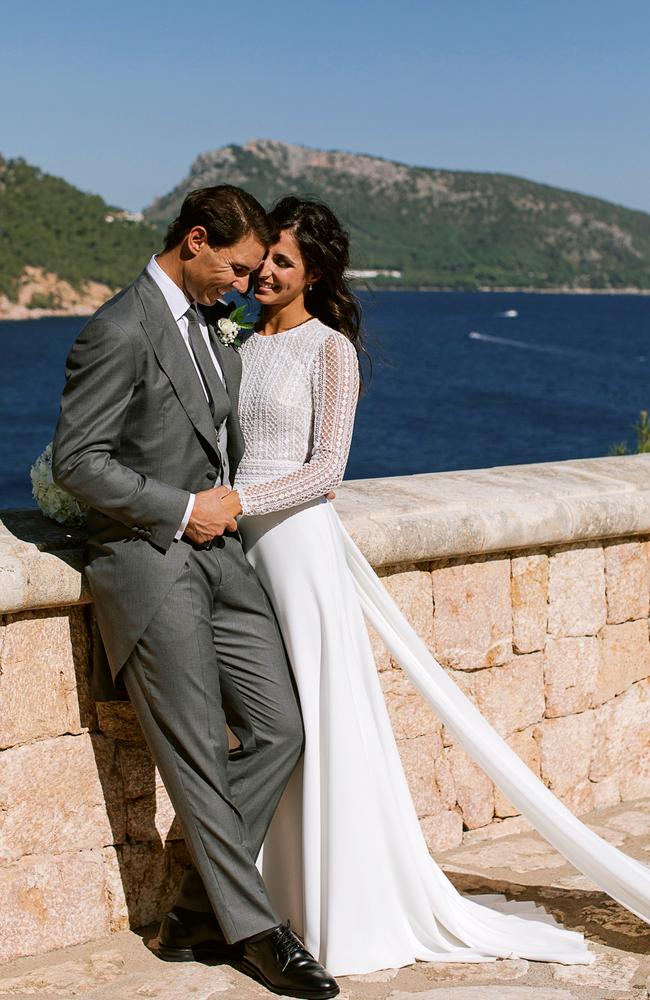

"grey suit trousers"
[121, 534, 303, 943]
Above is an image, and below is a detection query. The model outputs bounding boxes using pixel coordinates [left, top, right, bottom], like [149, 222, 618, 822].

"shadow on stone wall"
[75, 608, 192, 934]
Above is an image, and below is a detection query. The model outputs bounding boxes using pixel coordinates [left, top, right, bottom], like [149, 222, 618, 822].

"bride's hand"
[326, 491, 336, 501]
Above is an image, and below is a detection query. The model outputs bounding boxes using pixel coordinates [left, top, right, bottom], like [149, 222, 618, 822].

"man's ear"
[185, 226, 209, 257]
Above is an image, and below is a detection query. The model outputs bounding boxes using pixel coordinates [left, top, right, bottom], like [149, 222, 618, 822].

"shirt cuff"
[175, 494, 195, 540]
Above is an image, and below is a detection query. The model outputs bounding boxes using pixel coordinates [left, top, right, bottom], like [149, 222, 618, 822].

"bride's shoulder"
[309, 320, 356, 357]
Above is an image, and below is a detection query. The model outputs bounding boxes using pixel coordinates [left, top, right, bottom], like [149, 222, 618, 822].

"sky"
[2, 0, 649, 214]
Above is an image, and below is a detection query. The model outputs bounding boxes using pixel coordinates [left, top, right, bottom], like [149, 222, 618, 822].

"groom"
[52, 186, 339, 999]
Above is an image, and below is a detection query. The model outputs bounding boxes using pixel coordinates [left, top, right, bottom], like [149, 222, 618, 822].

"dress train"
[238, 499, 650, 975]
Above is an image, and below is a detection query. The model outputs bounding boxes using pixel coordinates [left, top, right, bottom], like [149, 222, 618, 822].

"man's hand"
[184, 488, 238, 545]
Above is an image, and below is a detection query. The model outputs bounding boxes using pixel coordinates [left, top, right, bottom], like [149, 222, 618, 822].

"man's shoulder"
[92, 272, 147, 326]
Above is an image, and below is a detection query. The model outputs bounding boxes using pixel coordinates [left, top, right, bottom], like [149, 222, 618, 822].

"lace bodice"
[235, 318, 359, 516]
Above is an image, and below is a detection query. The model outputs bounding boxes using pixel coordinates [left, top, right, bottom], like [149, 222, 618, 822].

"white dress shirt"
[146, 255, 229, 539]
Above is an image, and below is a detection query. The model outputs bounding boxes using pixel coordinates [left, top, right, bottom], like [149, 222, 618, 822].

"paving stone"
[420, 958, 529, 983]
[390, 988, 577, 999]
[550, 949, 638, 989]
[347, 966, 400, 982]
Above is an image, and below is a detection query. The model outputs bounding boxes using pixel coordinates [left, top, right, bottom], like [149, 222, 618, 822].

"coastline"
[2, 285, 650, 322]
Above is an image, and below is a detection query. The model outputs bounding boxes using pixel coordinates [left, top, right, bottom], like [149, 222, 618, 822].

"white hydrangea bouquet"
[30, 442, 88, 526]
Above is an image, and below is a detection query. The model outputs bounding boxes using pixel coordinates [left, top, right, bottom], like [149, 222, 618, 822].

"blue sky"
[2, 0, 648, 213]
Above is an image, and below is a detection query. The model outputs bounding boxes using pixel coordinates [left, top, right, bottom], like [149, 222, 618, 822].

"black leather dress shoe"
[156, 907, 237, 963]
[237, 923, 339, 998]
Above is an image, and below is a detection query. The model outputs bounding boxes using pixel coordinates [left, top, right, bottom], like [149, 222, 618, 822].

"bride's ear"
[306, 270, 322, 288]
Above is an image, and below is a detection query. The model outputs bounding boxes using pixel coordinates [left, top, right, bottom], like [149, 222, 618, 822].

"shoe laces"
[273, 923, 305, 971]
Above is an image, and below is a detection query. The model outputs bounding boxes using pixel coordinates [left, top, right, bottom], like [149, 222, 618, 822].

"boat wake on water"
[468, 330, 647, 363]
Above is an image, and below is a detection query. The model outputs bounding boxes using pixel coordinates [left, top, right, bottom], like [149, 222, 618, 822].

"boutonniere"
[216, 305, 253, 349]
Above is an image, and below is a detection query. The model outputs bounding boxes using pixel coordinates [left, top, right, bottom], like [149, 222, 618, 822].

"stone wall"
[2, 455, 650, 964]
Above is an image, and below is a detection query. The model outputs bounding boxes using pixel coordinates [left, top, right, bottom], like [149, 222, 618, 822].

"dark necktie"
[185, 304, 230, 485]
[185, 304, 224, 422]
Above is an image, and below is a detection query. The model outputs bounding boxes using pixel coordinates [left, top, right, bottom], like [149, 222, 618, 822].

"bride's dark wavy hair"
[267, 196, 368, 387]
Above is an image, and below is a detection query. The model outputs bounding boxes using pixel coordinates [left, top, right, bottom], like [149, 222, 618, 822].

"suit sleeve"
[52, 316, 191, 550]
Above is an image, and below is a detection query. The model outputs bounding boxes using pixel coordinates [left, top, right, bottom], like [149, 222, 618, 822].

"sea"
[2, 290, 650, 510]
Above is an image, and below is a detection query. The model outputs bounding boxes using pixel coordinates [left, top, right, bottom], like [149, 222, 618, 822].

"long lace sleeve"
[238, 332, 359, 516]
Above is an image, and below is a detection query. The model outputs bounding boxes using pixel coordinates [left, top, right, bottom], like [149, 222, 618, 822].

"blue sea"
[2, 291, 650, 510]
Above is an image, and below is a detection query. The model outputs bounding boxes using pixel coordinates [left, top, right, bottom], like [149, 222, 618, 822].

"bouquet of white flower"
[30, 443, 88, 526]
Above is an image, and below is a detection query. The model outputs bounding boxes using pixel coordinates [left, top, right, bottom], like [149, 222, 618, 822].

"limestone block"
[536, 712, 595, 795]
[96, 701, 146, 742]
[0, 851, 110, 964]
[431, 557, 512, 670]
[543, 636, 600, 717]
[494, 725, 541, 818]
[117, 742, 156, 801]
[0, 607, 95, 750]
[114, 841, 190, 928]
[446, 745, 494, 829]
[0, 733, 125, 864]
[590, 681, 650, 781]
[380, 670, 442, 741]
[511, 553, 548, 653]
[548, 544, 606, 637]
[561, 778, 595, 815]
[604, 539, 650, 623]
[473, 653, 545, 737]
[101, 847, 130, 933]
[396, 733, 452, 817]
[381, 568, 434, 665]
[441, 669, 476, 748]
[590, 774, 621, 809]
[366, 620, 390, 672]
[419, 810, 464, 852]
[619, 748, 650, 800]
[593, 619, 650, 706]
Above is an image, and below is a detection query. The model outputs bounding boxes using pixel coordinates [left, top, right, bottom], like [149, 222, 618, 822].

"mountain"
[145, 139, 650, 291]
[0, 156, 158, 315]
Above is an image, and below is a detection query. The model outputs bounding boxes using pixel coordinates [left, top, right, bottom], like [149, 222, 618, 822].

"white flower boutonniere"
[216, 305, 254, 349]
[30, 443, 88, 526]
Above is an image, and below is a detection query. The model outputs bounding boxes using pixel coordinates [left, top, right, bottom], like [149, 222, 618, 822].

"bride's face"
[255, 229, 315, 308]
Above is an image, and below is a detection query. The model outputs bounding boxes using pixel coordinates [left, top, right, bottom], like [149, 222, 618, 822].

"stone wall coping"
[3, 454, 650, 611]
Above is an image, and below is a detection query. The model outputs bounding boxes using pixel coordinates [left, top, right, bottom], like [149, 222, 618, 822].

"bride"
[227, 196, 650, 976]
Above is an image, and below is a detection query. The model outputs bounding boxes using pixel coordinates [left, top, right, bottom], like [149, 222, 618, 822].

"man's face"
[185, 230, 265, 305]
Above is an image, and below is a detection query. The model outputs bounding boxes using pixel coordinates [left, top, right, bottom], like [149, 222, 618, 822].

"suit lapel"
[134, 272, 221, 463]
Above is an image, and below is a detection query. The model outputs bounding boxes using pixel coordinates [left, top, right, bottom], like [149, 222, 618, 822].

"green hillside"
[0, 156, 158, 300]
[145, 140, 650, 290]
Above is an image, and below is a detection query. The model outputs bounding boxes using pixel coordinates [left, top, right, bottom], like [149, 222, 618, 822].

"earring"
[308, 284, 313, 292]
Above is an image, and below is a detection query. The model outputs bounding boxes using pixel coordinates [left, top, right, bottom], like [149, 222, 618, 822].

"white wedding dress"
[235, 319, 650, 976]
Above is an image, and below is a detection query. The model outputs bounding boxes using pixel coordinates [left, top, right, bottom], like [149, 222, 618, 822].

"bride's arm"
[236, 332, 360, 516]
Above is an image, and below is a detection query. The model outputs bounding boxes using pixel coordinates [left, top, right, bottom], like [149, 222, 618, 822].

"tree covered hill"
[145, 139, 650, 290]
[0, 156, 158, 301]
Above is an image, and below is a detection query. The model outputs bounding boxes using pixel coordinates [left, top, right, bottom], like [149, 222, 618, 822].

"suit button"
[206, 470, 218, 482]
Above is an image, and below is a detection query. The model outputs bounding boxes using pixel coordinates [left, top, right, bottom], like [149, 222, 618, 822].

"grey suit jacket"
[52, 268, 245, 680]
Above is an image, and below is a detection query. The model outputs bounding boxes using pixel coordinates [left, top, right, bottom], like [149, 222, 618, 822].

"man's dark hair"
[163, 185, 270, 251]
